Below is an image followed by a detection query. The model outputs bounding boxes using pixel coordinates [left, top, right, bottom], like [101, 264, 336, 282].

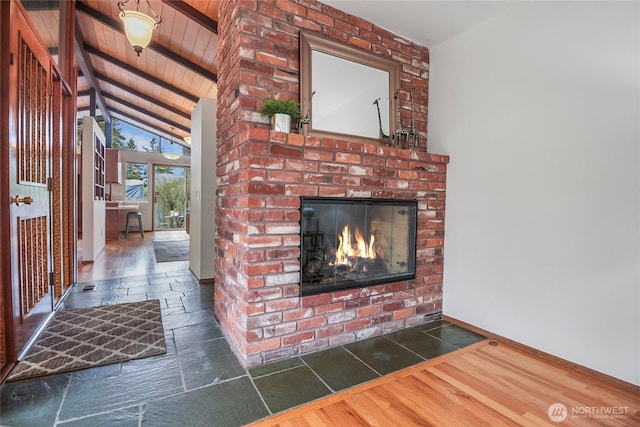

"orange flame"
[336, 225, 376, 265]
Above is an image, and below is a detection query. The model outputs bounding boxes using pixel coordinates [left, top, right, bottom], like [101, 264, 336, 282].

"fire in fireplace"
[300, 197, 417, 295]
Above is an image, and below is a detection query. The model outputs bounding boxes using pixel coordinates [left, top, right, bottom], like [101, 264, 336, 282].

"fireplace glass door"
[300, 197, 417, 295]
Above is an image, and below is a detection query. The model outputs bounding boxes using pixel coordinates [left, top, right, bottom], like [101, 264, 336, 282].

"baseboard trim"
[443, 315, 640, 395]
[0, 362, 15, 383]
[187, 267, 215, 284]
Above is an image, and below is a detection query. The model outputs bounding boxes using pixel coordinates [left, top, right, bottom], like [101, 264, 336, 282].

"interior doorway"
[153, 166, 191, 231]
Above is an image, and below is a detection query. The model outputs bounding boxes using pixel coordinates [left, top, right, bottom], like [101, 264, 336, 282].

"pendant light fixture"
[118, 0, 162, 56]
[162, 127, 182, 160]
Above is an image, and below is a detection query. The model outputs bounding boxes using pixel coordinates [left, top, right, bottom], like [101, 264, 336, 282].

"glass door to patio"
[154, 166, 190, 230]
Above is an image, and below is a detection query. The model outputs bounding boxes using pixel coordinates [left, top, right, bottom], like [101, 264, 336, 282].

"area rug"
[153, 239, 189, 263]
[7, 300, 166, 382]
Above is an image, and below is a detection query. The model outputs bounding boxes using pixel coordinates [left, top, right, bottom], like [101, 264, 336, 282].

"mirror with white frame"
[300, 31, 400, 143]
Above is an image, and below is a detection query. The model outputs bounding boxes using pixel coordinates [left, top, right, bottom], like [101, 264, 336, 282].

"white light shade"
[183, 136, 191, 145]
[162, 152, 181, 160]
[121, 11, 156, 54]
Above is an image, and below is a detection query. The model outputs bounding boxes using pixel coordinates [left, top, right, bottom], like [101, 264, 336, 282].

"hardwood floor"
[77, 230, 189, 282]
[249, 340, 640, 427]
[75, 232, 640, 426]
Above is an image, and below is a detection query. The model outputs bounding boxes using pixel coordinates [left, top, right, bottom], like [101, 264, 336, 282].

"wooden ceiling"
[24, 0, 220, 147]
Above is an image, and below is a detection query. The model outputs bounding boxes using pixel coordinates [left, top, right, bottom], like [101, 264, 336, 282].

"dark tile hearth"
[0, 270, 486, 427]
[302, 346, 378, 391]
[252, 365, 332, 413]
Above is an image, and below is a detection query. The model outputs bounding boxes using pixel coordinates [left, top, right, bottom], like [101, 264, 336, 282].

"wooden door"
[4, 0, 54, 360]
[51, 69, 74, 306]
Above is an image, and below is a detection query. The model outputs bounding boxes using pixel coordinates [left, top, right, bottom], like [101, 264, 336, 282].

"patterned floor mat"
[7, 300, 166, 381]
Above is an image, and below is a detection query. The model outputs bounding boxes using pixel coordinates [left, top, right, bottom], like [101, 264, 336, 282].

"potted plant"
[260, 98, 302, 133]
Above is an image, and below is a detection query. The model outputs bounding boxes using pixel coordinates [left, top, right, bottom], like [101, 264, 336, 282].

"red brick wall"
[216, 0, 448, 366]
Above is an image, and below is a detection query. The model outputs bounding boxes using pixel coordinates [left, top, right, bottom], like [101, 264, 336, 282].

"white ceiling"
[322, 1, 515, 47]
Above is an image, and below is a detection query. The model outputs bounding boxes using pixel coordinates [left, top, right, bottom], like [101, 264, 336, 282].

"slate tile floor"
[0, 270, 486, 427]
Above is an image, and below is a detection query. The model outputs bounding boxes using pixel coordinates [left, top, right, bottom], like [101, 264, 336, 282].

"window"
[124, 162, 148, 201]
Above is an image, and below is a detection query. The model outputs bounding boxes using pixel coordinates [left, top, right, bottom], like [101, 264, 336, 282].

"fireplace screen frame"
[300, 197, 418, 296]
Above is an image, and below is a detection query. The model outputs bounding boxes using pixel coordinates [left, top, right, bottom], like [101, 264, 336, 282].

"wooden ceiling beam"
[21, 1, 60, 11]
[75, 1, 217, 83]
[161, 0, 218, 34]
[74, 18, 111, 121]
[102, 92, 191, 134]
[94, 72, 191, 120]
[82, 43, 199, 104]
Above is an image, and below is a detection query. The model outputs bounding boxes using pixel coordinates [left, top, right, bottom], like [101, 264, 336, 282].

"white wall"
[428, 2, 640, 385]
[189, 98, 217, 281]
[81, 116, 106, 261]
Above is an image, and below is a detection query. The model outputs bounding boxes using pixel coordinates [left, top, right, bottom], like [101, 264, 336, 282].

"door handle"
[11, 195, 33, 206]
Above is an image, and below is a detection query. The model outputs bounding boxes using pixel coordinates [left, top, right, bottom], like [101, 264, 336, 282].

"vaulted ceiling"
[23, 0, 220, 148]
[22, 0, 512, 149]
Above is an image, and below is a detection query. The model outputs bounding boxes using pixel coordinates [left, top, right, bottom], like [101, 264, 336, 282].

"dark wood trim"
[74, 18, 111, 121]
[0, 0, 15, 371]
[75, 1, 217, 82]
[102, 92, 190, 134]
[83, 44, 199, 104]
[188, 267, 215, 284]
[20, 0, 60, 11]
[52, 0, 77, 294]
[161, 0, 218, 34]
[0, 361, 16, 383]
[63, 65, 79, 289]
[443, 315, 640, 395]
[95, 73, 191, 120]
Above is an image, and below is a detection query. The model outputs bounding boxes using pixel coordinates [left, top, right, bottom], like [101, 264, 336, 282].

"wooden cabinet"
[105, 203, 121, 240]
[105, 148, 121, 184]
[82, 118, 106, 202]
[81, 116, 106, 261]
[94, 136, 105, 199]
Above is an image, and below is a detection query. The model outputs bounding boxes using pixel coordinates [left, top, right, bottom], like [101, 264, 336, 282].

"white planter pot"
[272, 113, 292, 133]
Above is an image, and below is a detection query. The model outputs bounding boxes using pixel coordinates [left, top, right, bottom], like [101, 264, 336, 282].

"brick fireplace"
[215, 0, 449, 367]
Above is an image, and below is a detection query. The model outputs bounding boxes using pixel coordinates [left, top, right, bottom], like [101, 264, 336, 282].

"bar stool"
[125, 211, 144, 239]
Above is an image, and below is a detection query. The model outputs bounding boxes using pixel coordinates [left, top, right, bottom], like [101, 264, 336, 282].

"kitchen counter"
[106, 204, 139, 211]
[105, 204, 140, 240]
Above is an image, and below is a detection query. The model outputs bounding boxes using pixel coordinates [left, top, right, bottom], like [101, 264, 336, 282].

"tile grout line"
[171, 331, 189, 393]
[249, 360, 305, 380]
[422, 325, 476, 350]
[341, 345, 384, 377]
[381, 332, 429, 361]
[299, 356, 336, 394]
[246, 371, 273, 417]
[52, 375, 72, 426]
[55, 401, 141, 426]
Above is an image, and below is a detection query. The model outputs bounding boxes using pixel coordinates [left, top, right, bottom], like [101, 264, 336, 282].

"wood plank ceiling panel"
[74, 0, 219, 135]
[82, 39, 178, 118]
[25, 10, 59, 49]
[76, 77, 90, 92]
[184, 0, 220, 20]
[155, 1, 218, 70]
